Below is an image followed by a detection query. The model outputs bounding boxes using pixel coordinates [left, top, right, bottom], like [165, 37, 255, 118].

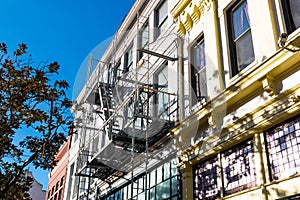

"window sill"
[221, 185, 261, 200]
[264, 172, 300, 187]
[190, 97, 209, 115]
[228, 59, 259, 88]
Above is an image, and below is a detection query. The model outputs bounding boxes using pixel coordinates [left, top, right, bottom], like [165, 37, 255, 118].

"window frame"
[227, 0, 255, 77]
[124, 44, 133, 73]
[155, 0, 168, 38]
[221, 139, 257, 196]
[280, 0, 300, 34]
[265, 115, 300, 181]
[138, 21, 149, 60]
[193, 156, 220, 200]
[153, 62, 169, 119]
[189, 35, 207, 106]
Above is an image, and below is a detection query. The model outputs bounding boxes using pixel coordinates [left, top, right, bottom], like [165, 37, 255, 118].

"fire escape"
[74, 9, 179, 199]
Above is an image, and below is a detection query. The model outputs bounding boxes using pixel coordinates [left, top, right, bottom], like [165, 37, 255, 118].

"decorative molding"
[171, 0, 212, 37]
[190, 5, 200, 23]
[184, 14, 193, 32]
[170, 0, 192, 19]
[178, 21, 186, 36]
[260, 75, 276, 96]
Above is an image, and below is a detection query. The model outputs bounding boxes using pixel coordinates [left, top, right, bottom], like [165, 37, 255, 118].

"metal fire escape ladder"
[76, 7, 180, 199]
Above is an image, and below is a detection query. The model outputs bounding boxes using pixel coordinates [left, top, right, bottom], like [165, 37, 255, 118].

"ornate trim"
[171, 0, 213, 37]
[260, 75, 276, 96]
[184, 14, 193, 31]
[190, 5, 200, 23]
[171, 0, 192, 19]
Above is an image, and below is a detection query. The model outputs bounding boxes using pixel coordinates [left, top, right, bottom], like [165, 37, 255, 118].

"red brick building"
[46, 135, 72, 200]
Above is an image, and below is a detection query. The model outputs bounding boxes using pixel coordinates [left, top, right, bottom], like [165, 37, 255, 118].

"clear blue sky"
[1, 0, 135, 190]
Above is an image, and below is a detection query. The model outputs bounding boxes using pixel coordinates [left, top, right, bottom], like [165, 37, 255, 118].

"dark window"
[190, 36, 207, 105]
[281, 0, 300, 34]
[113, 60, 122, 83]
[221, 139, 256, 196]
[265, 115, 300, 181]
[102, 159, 179, 200]
[58, 190, 62, 200]
[139, 22, 149, 60]
[155, 0, 168, 38]
[194, 156, 220, 200]
[66, 163, 74, 200]
[48, 189, 52, 199]
[60, 176, 64, 187]
[124, 46, 133, 73]
[154, 63, 169, 119]
[227, 0, 254, 76]
[55, 181, 59, 191]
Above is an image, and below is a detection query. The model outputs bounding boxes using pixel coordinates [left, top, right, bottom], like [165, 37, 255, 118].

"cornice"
[171, 0, 212, 37]
[170, 0, 192, 19]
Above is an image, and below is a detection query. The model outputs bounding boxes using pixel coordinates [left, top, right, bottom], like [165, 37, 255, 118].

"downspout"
[178, 36, 185, 121]
[212, 0, 225, 90]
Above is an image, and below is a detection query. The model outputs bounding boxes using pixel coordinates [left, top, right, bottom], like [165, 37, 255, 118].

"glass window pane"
[156, 179, 170, 199]
[194, 41, 206, 71]
[123, 186, 127, 200]
[164, 162, 170, 180]
[266, 116, 300, 180]
[289, 0, 300, 29]
[232, 1, 250, 39]
[150, 170, 156, 188]
[133, 181, 138, 197]
[171, 176, 178, 196]
[156, 64, 168, 118]
[141, 24, 149, 47]
[194, 156, 219, 200]
[128, 184, 132, 199]
[171, 159, 178, 176]
[221, 140, 256, 196]
[158, 1, 168, 25]
[150, 187, 155, 200]
[157, 166, 163, 184]
[138, 192, 145, 200]
[235, 31, 254, 71]
[139, 177, 144, 193]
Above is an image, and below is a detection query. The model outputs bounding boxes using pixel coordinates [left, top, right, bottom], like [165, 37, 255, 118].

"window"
[221, 140, 256, 195]
[154, 63, 168, 119]
[281, 0, 300, 34]
[265, 115, 300, 181]
[139, 22, 149, 60]
[124, 45, 133, 73]
[102, 159, 179, 200]
[194, 156, 220, 200]
[227, 0, 254, 76]
[155, 0, 168, 38]
[190, 36, 207, 105]
[113, 60, 122, 83]
[60, 176, 64, 187]
[66, 163, 74, 200]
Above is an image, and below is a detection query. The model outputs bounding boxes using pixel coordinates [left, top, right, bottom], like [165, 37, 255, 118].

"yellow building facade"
[171, 0, 300, 199]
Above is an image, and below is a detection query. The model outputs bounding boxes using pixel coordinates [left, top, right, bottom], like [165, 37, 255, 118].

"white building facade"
[64, 0, 300, 199]
[65, 0, 182, 199]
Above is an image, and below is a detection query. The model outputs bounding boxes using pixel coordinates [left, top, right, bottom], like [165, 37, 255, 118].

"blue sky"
[1, 0, 135, 190]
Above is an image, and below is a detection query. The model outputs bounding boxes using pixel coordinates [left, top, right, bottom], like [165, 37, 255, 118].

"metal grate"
[266, 115, 300, 180]
[194, 156, 220, 200]
[221, 139, 256, 196]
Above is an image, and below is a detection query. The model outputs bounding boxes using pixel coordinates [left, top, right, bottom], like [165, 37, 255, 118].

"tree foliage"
[0, 43, 74, 199]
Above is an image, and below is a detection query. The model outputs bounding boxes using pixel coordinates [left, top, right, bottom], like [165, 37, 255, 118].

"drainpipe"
[177, 36, 185, 121]
[212, 0, 225, 90]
